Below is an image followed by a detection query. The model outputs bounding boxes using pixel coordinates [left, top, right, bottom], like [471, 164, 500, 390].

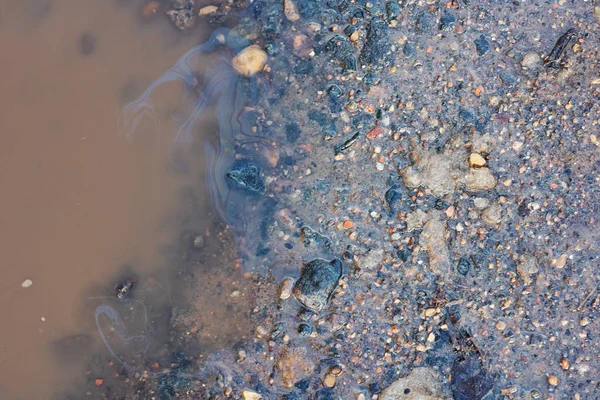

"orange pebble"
[141, 1, 160, 20]
[343, 220, 353, 229]
[95, 379, 104, 387]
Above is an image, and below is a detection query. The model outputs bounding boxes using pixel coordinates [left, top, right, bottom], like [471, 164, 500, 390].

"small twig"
[578, 288, 597, 311]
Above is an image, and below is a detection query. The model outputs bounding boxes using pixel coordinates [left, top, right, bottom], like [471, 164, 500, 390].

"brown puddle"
[0, 1, 253, 398]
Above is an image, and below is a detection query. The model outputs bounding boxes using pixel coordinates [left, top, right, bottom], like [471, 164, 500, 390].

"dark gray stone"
[293, 258, 343, 311]
[386, 1, 401, 20]
[166, 0, 195, 30]
[415, 13, 434, 34]
[325, 35, 357, 72]
[226, 160, 266, 196]
[440, 11, 456, 30]
[451, 353, 494, 400]
[456, 257, 471, 276]
[474, 34, 490, 56]
[79, 33, 96, 56]
[360, 19, 392, 65]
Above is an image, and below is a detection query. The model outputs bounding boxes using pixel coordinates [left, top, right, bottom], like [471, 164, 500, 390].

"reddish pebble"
[366, 126, 384, 139]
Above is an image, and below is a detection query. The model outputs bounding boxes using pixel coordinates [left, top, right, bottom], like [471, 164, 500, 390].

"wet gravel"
[65, 1, 600, 399]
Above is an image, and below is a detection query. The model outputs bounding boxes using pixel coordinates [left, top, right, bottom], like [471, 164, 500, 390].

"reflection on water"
[0, 0, 258, 398]
[122, 27, 276, 241]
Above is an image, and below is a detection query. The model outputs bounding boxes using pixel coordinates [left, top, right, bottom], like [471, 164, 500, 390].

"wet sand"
[0, 1, 210, 397]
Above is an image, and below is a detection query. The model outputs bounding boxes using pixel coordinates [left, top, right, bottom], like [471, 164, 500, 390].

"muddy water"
[0, 1, 219, 398]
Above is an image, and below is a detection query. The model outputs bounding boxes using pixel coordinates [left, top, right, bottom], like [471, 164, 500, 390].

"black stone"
[298, 323, 313, 336]
[360, 19, 392, 65]
[225, 160, 266, 195]
[285, 122, 302, 143]
[499, 70, 518, 86]
[294, 58, 314, 75]
[115, 278, 135, 300]
[300, 226, 333, 252]
[293, 258, 343, 311]
[440, 11, 456, 30]
[451, 353, 494, 400]
[474, 34, 490, 56]
[459, 109, 475, 122]
[518, 199, 530, 217]
[328, 85, 343, 98]
[166, 0, 195, 31]
[456, 257, 471, 276]
[295, 378, 310, 392]
[396, 247, 411, 263]
[385, 180, 411, 214]
[386, 2, 401, 20]
[325, 35, 357, 72]
[415, 13, 434, 34]
[79, 33, 96, 56]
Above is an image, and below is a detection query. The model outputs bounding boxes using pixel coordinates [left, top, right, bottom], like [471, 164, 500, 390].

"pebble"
[579, 317, 589, 327]
[496, 320, 506, 331]
[330, 365, 344, 376]
[232, 45, 268, 77]
[482, 204, 502, 225]
[473, 197, 489, 210]
[530, 389, 542, 399]
[141, 1, 160, 20]
[79, 33, 97, 56]
[521, 52, 542, 70]
[474, 34, 490, 56]
[166, 0, 196, 30]
[21, 279, 33, 288]
[466, 168, 497, 191]
[256, 325, 269, 338]
[284, 0, 300, 22]
[242, 389, 263, 400]
[554, 254, 567, 269]
[279, 278, 294, 300]
[469, 153, 486, 168]
[293, 258, 343, 311]
[547, 375, 558, 386]
[193, 235, 204, 249]
[560, 358, 570, 370]
[501, 386, 518, 395]
[424, 308, 437, 317]
[380, 367, 443, 400]
[323, 373, 336, 388]
[595, 6, 600, 25]
[198, 5, 218, 15]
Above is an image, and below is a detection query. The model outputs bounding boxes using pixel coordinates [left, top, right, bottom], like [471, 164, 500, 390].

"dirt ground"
[61, 1, 600, 399]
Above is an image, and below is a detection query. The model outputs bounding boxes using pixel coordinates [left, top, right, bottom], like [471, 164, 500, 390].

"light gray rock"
[380, 367, 444, 400]
[466, 168, 497, 191]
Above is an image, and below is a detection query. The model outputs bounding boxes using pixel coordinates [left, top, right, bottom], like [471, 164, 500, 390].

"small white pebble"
[41, 317, 46, 322]
[376, 162, 384, 171]
[21, 279, 33, 288]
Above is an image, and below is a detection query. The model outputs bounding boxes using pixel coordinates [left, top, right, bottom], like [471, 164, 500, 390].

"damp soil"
[2, 1, 600, 400]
